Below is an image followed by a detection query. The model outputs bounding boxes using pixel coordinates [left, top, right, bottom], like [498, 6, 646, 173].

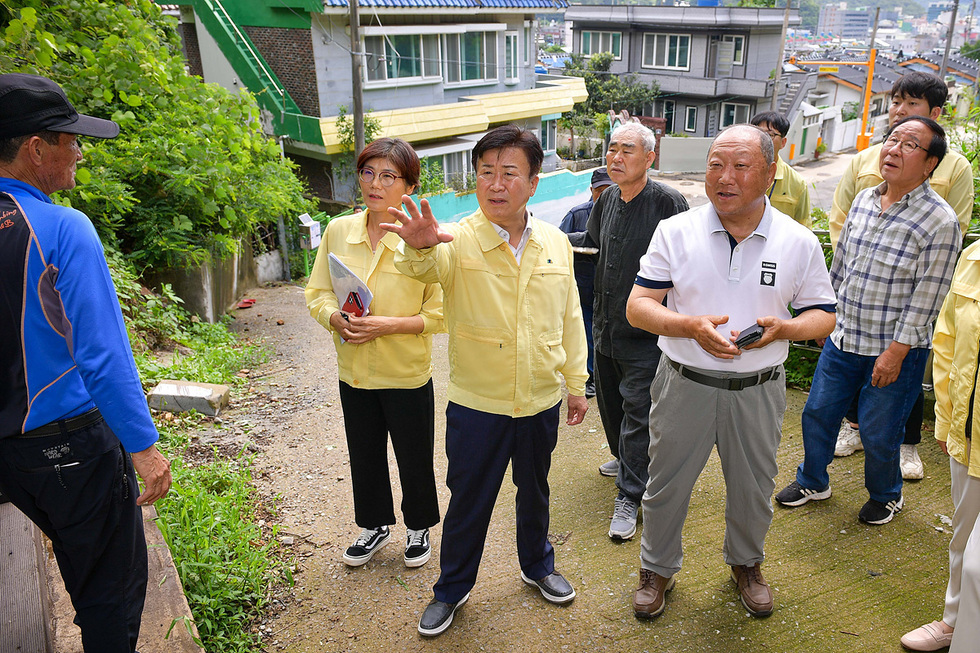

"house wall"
[242, 26, 321, 116]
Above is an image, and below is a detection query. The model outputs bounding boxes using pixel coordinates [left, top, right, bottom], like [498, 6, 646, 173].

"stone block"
[148, 380, 230, 416]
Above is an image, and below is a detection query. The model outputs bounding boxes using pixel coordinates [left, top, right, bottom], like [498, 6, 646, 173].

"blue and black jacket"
[0, 177, 158, 452]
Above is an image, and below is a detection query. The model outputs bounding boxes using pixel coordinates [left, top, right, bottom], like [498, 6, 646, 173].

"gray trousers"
[640, 357, 786, 578]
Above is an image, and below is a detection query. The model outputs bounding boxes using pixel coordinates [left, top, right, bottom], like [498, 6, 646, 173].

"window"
[722, 35, 745, 65]
[642, 33, 690, 71]
[721, 102, 751, 128]
[444, 32, 497, 84]
[365, 34, 440, 83]
[541, 119, 557, 152]
[523, 22, 531, 66]
[685, 106, 697, 133]
[653, 99, 675, 133]
[505, 31, 519, 83]
[443, 150, 474, 189]
[581, 31, 622, 59]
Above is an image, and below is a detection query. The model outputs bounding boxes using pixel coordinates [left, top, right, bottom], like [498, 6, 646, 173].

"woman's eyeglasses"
[358, 168, 403, 187]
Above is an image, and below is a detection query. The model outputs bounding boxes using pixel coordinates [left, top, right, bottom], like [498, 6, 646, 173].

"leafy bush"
[155, 445, 289, 653]
[1, 1, 314, 269]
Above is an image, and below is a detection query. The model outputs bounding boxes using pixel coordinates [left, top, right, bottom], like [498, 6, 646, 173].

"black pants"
[434, 401, 560, 603]
[339, 380, 440, 530]
[0, 418, 147, 653]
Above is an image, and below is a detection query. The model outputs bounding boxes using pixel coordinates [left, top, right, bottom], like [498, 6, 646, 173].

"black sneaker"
[404, 528, 431, 568]
[858, 496, 904, 525]
[343, 526, 390, 566]
[775, 480, 832, 507]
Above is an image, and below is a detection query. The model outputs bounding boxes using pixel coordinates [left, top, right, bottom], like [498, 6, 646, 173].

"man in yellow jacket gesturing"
[384, 125, 589, 637]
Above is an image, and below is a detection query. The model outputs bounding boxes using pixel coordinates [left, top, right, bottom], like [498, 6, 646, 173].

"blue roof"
[323, 0, 566, 7]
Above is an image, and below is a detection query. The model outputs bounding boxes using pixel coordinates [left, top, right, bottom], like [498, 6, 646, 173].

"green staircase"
[189, 0, 323, 145]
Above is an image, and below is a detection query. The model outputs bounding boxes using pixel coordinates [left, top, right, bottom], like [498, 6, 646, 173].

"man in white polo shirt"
[625, 124, 836, 620]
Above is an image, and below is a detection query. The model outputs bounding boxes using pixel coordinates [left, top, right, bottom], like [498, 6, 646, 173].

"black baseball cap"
[591, 167, 614, 189]
[0, 73, 119, 139]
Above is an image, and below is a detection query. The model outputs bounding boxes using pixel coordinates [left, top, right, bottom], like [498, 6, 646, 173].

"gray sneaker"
[609, 496, 638, 540]
[598, 459, 620, 477]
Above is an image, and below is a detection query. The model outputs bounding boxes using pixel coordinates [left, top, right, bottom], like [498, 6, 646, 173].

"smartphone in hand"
[734, 323, 765, 349]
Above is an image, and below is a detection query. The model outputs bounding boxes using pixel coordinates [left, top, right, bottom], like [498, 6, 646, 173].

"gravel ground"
[202, 279, 959, 653]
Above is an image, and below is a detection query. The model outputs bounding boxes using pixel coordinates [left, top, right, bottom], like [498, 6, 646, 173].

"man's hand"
[383, 195, 454, 249]
[938, 439, 949, 455]
[566, 394, 588, 425]
[872, 341, 910, 388]
[734, 315, 784, 351]
[131, 444, 172, 506]
[692, 314, 739, 359]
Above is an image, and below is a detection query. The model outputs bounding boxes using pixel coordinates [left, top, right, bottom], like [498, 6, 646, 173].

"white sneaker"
[609, 496, 638, 540]
[900, 444, 925, 480]
[834, 421, 863, 457]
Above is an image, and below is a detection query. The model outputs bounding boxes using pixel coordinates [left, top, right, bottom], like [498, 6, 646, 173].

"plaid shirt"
[830, 179, 961, 356]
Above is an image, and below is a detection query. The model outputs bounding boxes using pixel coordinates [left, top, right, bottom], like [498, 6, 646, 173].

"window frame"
[641, 33, 691, 71]
[722, 34, 745, 66]
[581, 30, 622, 60]
[505, 31, 520, 84]
[685, 106, 697, 133]
[720, 102, 751, 128]
[443, 31, 499, 87]
[363, 32, 442, 87]
[540, 118, 557, 152]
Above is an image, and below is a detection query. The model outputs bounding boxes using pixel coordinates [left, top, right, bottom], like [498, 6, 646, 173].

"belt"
[668, 358, 779, 391]
[16, 408, 103, 439]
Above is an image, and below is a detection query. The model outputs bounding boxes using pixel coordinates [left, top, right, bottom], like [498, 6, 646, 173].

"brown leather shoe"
[632, 568, 675, 619]
[731, 564, 774, 617]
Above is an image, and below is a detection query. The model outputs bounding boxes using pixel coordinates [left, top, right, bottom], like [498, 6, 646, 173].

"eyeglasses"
[358, 168, 403, 187]
[764, 130, 782, 139]
[883, 135, 927, 156]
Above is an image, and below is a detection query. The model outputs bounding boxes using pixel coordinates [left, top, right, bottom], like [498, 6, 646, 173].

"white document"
[328, 253, 372, 317]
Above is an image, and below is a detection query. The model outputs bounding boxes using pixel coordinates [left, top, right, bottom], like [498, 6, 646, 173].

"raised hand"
[382, 195, 453, 249]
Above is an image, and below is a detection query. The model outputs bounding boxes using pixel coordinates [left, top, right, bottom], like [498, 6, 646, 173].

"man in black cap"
[0, 73, 172, 653]
[560, 167, 616, 403]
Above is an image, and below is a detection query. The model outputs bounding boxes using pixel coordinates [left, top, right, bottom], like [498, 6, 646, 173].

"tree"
[961, 40, 980, 62]
[0, 0, 314, 269]
[564, 52, 660, 117]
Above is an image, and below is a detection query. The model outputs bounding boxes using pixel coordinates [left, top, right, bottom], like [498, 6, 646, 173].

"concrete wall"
[659, 136, 713, 174]
[146, 242, 260, 324]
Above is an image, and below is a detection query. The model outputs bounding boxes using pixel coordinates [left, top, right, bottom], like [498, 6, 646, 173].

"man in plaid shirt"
[776, 116, 961, 525]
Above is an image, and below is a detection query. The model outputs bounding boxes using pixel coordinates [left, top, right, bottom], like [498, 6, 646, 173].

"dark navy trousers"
[433, 401, 560, 604]
[0, 418, 147, 653]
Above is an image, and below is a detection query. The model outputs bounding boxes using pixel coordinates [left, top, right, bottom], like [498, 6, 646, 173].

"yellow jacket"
[305, 211, 444, 389]
[770, 156, 811, 228]
[394, 208, 589, 417]
[830, 144, 974, 248]
[933, 241, 980, 479]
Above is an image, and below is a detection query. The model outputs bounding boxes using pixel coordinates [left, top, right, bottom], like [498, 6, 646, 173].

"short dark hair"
[471, 125, 543, 178]
[891, 71, 948, 111]
[887, 115, 947, 174]
[749, 111, 790, 137]
[356, 137, 421, 189]
[0, 130, 60, 163]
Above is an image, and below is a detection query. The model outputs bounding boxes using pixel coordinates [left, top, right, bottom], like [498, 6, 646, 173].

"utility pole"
[940, 0, 960, 83]
[869, 7, 880, 52]
[349, 0, 365, 156]
[770, 0, 792, 110]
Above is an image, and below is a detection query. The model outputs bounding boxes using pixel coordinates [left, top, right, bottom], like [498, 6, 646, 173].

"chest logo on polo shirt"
[760, 261, 776, 287]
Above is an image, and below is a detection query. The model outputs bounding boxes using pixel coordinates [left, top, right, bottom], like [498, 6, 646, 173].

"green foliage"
[335, 106, 383, 202]
[418, 156, 448, 196]
[564, 52, 660, 118]
[784, 345, 821, 390]
[544, 44, 565, 53]
[944, 101, 980, 231]
[961, 40, 980, 62]
[0, 0, 314, 269]
[106, 250, 267, 385]
[155, 447, 290, 653]
[841, 101, 861, 122]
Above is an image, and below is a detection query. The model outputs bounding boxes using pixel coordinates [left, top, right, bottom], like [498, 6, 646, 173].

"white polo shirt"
[635, 200, 836, 373]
